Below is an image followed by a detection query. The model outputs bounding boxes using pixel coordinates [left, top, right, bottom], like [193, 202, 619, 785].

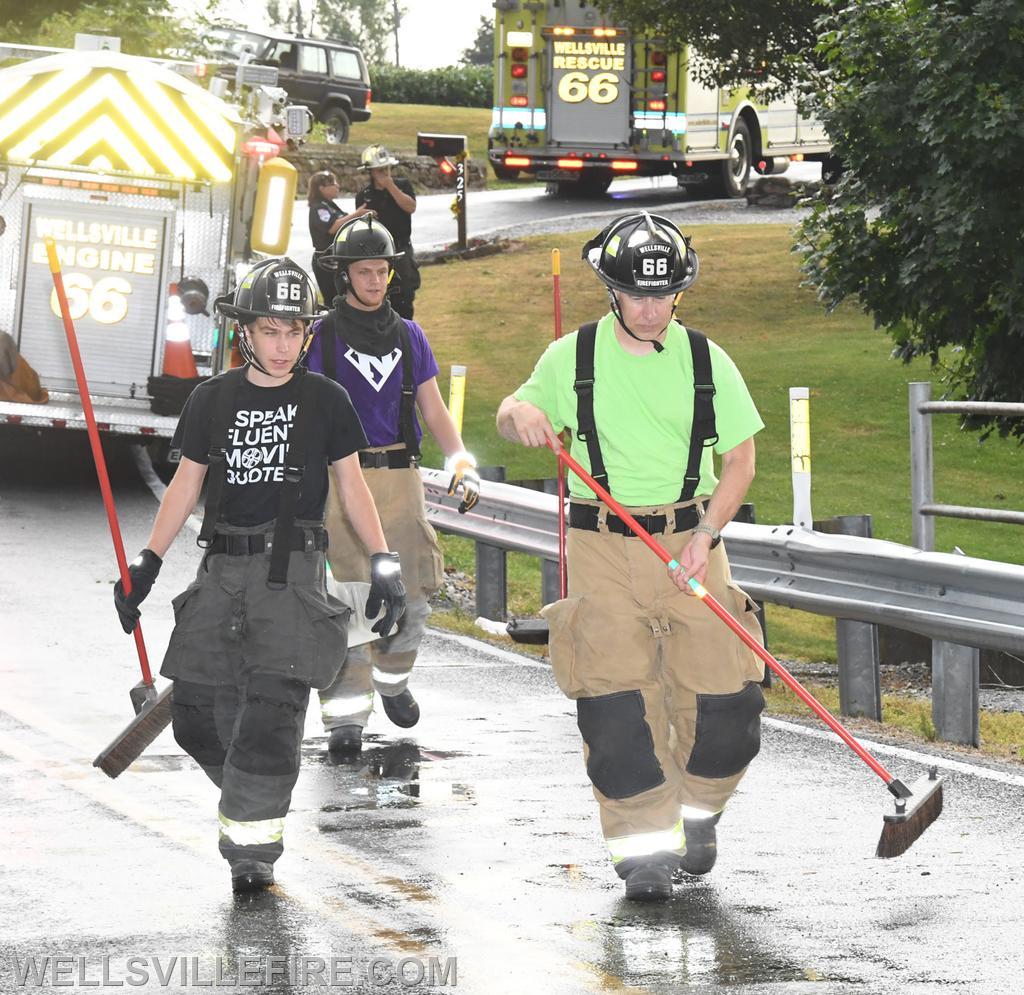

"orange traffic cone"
[163, 290, 198, 378]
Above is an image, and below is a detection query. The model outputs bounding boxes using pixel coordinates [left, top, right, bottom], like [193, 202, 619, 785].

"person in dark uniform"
[307, 171, 374, 305]
[355, 146, 420, 319]
[113, 258, 406, 895]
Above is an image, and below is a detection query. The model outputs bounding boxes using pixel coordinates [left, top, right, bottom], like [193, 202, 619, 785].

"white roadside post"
[789, 387, 812, 528]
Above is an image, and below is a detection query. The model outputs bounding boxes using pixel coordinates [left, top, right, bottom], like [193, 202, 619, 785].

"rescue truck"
[0, 40, 306, 442]
[489, 0, 832, 196]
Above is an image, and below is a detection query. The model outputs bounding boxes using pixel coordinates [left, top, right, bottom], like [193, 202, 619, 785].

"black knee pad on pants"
[686, 681, 765, 779]
[171, 681, 226, 768]
[231, 673, 310, 777]
[576, 690, 665, 799]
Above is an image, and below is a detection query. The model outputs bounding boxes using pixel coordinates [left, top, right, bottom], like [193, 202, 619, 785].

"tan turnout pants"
[541, 499, 765, 866]
[319, 448, 444, 730]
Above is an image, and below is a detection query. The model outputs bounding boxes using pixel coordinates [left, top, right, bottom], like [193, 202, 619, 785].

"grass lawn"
[344, 102, 533, 189]
[410, 224, 1022, 703]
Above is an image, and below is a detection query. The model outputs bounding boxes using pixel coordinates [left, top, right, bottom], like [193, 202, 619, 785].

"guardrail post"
[932, 641, 980, 746]
[909, 382, 935, 551]
[815, 515, 883, 721]
[475, 466, 508, 620]
[539, 478, 561, 607]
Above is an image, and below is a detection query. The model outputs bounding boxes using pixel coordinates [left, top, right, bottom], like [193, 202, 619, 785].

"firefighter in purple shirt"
[306, 216, 480, 759]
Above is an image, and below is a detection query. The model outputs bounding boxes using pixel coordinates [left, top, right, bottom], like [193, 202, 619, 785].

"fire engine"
[489, 0, 832, 196]
[0, 39, 308, 442]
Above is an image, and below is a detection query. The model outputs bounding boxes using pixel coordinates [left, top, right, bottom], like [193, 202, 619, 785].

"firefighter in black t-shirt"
[355, 146, 420, 319]
[112, 259, 406, 895]
[308, 170, 375, 305]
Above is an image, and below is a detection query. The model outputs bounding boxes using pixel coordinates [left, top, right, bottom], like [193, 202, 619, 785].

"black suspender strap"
[267, 368, 319, 589]
[680, 327, 719, 501]
[573, 321, 609, 494]
[396, 319, 420, 459]
[196, 367, 245, 548]
[322, 311, 338, 383]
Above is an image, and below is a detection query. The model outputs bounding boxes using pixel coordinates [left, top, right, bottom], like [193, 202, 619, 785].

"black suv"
[209, 28, 371, 143]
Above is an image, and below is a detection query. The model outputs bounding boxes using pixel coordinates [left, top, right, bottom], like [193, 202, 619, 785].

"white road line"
[762, 716, 1024, 788]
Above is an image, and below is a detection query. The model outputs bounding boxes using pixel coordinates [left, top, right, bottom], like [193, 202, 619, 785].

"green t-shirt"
[514, 314, 764, 505]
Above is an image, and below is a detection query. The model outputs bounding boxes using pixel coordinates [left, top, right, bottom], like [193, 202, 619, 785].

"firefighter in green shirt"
[497, 213, 766, 902]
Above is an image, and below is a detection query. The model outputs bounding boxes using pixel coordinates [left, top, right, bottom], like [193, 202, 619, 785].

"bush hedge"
[369, 64, 493, 108]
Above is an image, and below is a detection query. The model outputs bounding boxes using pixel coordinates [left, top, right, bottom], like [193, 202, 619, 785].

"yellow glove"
[445, 450, 480, 514]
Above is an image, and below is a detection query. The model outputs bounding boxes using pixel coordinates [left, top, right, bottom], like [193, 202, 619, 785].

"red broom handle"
[549, 440, 898, 788]
[45, 239, 154, 687]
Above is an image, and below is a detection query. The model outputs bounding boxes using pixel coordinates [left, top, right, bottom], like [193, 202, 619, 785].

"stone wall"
[745, 176, 827, 208]
[281, 145, 487, 199]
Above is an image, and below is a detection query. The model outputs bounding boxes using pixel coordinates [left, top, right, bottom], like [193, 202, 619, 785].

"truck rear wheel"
[322, 108, 350, 144]
[709, 119, 752, 198]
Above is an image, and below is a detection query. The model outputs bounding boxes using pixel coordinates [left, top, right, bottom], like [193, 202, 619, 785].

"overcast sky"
[204, 0, 496, 69]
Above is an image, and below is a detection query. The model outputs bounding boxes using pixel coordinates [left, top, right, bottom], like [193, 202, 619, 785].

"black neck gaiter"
[333, 297, 406, 357]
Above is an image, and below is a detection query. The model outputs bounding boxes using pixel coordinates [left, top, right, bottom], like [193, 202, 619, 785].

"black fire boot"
[381, 689, 420, 728]
[678, 812, 722, 876]
[327, 725, 363, 764]
[616, 852, 680, 902]
[231, 859, 274, 894]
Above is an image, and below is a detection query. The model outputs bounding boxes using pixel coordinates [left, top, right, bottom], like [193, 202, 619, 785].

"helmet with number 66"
[214, 258, 325, 372]
[215, 257, 324, 325]
[582, 212, 699, 296]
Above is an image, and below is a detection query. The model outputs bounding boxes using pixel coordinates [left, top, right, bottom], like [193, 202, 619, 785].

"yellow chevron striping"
[0, 53, 239, 182]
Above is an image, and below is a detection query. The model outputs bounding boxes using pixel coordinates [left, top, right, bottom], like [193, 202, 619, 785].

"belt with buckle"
[205, 527, 328, 556]
[358, 449, 417, 470]
[568, 502, 700, 538]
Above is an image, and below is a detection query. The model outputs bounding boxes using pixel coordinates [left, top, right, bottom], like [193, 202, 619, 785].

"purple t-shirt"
[306, 317, 440, 446]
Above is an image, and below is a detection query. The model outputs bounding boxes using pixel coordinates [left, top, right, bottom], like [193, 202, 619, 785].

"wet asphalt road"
[2, 426, 1024, 994]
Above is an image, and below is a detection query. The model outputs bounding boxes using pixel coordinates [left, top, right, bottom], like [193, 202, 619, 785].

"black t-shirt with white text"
[355, 177, 415, 248]
[172, 370, 367, 527]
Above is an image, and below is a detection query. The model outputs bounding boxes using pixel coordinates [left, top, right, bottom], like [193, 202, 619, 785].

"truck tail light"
[611, 160, 638, 171]
[511, 64, 527, 79]
[648, 100, 666, 112]
[505, 156, 532, 168]
[651, 69, 666, 83]
[651, 51, 667, 66]
[556, 158, 583, 170]
[510, 95, 528, 107]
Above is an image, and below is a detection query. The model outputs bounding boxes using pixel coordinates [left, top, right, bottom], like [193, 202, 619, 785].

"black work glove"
[113, 548, 162, 634]
[365, 552, 406, 637]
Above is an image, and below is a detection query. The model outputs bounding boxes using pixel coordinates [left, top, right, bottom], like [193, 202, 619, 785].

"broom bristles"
[93, 685, 173, 779]
[876, 769, 944, 858]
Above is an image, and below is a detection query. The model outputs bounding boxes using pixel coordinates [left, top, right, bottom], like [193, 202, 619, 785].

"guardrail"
[420, 467, 1024, 747]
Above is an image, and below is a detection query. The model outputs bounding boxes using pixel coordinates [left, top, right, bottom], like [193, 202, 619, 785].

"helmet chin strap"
[609, 290, 673, 354]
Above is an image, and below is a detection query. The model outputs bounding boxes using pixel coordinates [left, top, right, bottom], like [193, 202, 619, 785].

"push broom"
[548, 440, 943, 858]
[43, 238, 173, 778]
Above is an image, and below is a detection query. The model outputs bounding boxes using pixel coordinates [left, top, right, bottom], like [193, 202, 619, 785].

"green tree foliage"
[369, 63, 491, 108]
[798, 0, 1024, 438]
[460, 15, 493, 66]
[596, 0, 826, 97]
[265, 0, 399, 66]
[1, 0, 208, 58]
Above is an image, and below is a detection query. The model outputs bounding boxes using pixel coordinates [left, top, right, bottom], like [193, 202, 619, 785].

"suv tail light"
[366, 88, 372, 106]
